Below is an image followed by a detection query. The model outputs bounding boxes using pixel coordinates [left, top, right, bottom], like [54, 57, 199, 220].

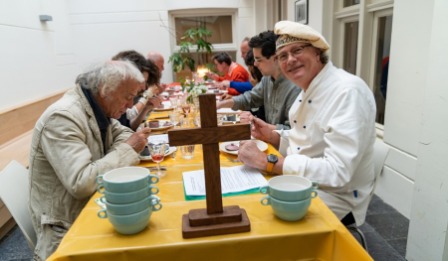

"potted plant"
[169, 27, 214, 80]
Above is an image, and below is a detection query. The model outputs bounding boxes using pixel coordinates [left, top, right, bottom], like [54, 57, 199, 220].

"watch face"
[267, 154, 278, 163]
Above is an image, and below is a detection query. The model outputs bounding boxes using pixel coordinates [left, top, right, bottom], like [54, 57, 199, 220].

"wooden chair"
[0, 160, 37, 250]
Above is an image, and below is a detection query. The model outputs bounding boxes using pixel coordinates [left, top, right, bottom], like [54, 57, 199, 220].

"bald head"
[147, 52, 165, 73]
[240, 37, 250, 60]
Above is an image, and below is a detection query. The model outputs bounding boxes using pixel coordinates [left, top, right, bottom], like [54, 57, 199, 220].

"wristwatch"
[266, 154, 278, 174]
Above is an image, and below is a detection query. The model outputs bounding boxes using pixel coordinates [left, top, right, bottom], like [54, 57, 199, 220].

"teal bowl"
[96, 167, 159, 193]
[98, 195, 162, 216]
[101, 208, 151, 235]
[102, 185, 159, 204]
[261, 195, 312, 221]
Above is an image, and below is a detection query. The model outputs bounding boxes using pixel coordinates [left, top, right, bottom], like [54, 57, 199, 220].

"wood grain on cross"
[168, 94, 250, 213]
[167, 94, 251, 238]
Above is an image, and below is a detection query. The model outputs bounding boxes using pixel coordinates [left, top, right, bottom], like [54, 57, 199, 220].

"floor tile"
[366, 212, 409, 240]
[0, 227, 33, 261]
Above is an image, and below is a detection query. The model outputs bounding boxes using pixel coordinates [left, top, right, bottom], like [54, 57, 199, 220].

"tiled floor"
[0, 195, 408, 261]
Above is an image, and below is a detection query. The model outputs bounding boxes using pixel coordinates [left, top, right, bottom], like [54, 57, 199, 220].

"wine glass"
[181, 103, 191, 117]
[148, 142, 169, 177]
[169, 96, 179, 110]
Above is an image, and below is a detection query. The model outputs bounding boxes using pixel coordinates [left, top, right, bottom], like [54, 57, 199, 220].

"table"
[47, 130, 372, 260]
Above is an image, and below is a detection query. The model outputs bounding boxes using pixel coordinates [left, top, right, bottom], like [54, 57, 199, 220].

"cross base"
[182, 205, 251, 239]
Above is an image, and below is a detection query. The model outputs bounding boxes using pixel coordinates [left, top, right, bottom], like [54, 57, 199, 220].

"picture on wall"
[295, 0, 308, 24]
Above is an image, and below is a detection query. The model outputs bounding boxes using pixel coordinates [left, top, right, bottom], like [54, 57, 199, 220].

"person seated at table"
[237, 49, 265, 121]
[217, 30, 301, 130]
[237, 21, 376, 227]
[240, 36, 251, 60]
[29, 60, 152, 261]
[245, 49, 263, 86]
[206, 52, 249, 96]
[218, 37, 257, 94]
[147, 51, 167, 93]
[220, 48, 264, 97]
[112, 50, 162, 130]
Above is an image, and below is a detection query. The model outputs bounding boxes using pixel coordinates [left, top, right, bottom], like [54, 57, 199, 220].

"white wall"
[0, 0, 259, 112]
[375, 0, 436, 218]
[404, 0, 448, 259]
[0, 0, 78, 111]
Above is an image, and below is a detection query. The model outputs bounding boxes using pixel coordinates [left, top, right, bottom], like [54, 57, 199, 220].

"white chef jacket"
[279, 62, 377, 226]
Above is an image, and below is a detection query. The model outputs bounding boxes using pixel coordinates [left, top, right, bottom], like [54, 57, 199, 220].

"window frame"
[332, 0, 394, 128]
[169, 9, 238, 54]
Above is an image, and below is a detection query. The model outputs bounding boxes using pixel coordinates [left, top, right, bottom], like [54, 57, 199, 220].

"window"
[333, 0, 393, 127]
[170, 9, 237, 53]
[174, 16, 233, 45]
[343, 21, 359, 74]
[170, 9, 237, 79]
[343, 0, 360, 7]
[373, 15, 393, 124]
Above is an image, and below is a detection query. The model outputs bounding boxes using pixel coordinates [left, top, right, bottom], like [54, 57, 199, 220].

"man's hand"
[220, 93, 233, 100]
[126, 127, 151, 153]
[147, 96, 161, 109]
[216, 98, 234, 109]
[239, 111, 252, 124]
[238, 140, 267, 170]
[250, 117, 276, 143]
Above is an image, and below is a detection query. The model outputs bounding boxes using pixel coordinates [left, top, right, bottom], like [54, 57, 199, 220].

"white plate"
[153, 101, 174, 112]
[153, 106, 174, 112]
[217, 108, 241, 114]
[147, 120, 174, 131]
[139, 146, 177, 161]
[219, 140, 268, 155]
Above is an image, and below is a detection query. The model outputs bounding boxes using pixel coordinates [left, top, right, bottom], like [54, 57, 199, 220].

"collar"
[80, 86, 110, 131]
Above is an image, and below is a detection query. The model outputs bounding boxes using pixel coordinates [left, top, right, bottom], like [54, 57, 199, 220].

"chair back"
[371, 139, 390, 195]
[0, 160, 37, 250]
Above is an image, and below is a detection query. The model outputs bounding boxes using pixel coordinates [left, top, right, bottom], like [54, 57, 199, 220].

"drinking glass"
[169, 96, 179, 110]
[148, 142, 169, 177]
[169, 113, 180, 128]
[180, 145, 195, 160]
[181, 103, 191, 117]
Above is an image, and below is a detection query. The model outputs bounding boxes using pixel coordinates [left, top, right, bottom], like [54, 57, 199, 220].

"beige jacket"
[29, 86, 140, 260]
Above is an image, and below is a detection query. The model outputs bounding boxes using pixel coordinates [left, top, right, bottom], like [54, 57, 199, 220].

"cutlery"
[145, 166, 167, 171]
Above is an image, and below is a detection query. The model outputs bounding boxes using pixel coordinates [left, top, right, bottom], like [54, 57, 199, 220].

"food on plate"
[148, 121, 159, 128]
[225, 143, 239, 151]
[147, 121, 172, 128]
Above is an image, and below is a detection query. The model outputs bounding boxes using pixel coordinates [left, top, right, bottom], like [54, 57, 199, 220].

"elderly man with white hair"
[238, 21, 376, 227]
[29, 60, 152, 260]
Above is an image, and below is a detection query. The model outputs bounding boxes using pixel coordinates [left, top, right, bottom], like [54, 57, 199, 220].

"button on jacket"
[279, 62, 376, 226]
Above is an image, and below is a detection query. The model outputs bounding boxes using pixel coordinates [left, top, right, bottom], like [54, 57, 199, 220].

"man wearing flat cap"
[238, 20, 376, 227]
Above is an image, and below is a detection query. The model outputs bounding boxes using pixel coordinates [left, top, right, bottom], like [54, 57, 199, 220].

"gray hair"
[76, 60, 144, 95]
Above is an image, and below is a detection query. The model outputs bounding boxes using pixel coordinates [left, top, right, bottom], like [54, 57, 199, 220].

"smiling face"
[99, 78, 145, 119]
[276, 43, 324, 91]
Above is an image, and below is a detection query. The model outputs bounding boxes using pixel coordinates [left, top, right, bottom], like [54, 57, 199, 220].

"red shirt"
[216, 63, 249, 95]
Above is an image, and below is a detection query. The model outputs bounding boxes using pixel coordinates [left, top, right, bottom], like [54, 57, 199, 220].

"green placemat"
[184, 186, 261, 201]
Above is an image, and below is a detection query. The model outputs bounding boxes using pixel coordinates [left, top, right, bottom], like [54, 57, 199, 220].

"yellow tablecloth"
[48, 140, 372, 261]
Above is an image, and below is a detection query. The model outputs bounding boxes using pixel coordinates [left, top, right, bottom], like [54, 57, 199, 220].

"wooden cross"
[168, 94, 251, 238]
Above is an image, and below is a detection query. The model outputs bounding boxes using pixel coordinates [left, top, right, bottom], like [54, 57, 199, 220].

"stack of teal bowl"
[96, 166, 162, 234]
[260, 175, 318, 221]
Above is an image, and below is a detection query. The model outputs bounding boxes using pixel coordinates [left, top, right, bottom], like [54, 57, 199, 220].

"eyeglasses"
[254, 56, 268, 64]
[276, 44, 312, 63]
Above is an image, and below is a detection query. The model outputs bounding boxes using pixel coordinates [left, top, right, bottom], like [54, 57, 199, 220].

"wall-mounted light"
[39, 15, 53, 22]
